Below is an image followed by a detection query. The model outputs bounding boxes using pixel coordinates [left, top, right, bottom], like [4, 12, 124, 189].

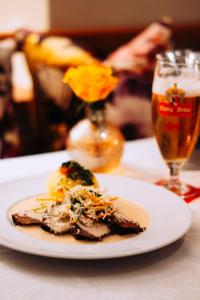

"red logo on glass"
[158, 83, 192, 118]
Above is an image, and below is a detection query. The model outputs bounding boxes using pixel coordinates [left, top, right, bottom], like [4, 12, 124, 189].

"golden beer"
[151, 50, 200, 198]
[152, 92, 200, 163]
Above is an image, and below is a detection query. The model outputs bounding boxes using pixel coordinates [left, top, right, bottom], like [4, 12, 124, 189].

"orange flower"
[63, 63, 118, 102]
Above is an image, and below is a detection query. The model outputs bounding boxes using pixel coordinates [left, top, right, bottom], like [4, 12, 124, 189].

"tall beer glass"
[152, 50, 200, 199]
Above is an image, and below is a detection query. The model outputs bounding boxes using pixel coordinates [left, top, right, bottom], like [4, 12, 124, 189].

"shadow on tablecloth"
[0, 238, 183, 278]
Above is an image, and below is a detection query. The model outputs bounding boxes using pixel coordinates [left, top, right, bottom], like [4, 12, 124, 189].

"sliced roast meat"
[12, 211, 42, 226]
[12, 194, 146, 240]
[106, 210, 145, 235]
[71, 215, 111, 241]
[41, 204, 71, 235]
[41, 215, 71, 235]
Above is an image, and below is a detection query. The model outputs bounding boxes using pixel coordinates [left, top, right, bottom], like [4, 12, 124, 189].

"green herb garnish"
[61, 161, 94, 186]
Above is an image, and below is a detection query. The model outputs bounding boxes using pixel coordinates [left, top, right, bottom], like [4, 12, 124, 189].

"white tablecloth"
[1, 138, 200, 300]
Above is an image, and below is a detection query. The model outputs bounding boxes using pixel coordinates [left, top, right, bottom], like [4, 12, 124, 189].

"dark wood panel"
[1, 22, 200, 52]
[48, 23, 200, 51]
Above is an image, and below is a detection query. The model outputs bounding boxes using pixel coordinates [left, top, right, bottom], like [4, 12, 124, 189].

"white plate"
[0, 174, 191, 259]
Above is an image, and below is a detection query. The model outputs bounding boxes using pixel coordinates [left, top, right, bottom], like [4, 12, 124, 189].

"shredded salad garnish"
[33, 186, 117, 224]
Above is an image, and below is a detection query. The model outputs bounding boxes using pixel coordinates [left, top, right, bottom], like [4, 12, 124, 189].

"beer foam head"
[153, 69, 200, 97]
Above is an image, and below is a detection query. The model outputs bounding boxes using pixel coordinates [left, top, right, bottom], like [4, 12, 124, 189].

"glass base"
[156, 179, 200, 203]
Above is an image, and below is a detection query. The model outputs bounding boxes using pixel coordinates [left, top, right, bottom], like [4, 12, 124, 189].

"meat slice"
[12, 211, 42, 226]
[71, 215, 111, 241]
[41, 216, 71, 235]
[105, 200, 145, 235]
[41, 204, 71, 235]
[106, 210, 145, 235]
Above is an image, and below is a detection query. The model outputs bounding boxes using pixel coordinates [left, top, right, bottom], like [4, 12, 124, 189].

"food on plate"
[12, 211, 42, 225]
[47, 160, 98, 202]
[12, 160, 146, 241]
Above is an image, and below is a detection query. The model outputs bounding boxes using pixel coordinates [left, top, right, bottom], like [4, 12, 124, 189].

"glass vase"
[66, 102, 124, 172]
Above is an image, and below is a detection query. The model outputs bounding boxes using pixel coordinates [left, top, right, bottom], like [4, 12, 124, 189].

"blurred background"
[0, 0, 200, 158]
[1, 0, 200, 31]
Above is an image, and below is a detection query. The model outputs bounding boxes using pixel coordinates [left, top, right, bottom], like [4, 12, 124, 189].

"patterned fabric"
[106, 20, 172, 139]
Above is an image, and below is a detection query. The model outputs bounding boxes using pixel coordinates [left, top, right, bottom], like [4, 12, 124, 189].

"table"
[1, 137, 200, 300]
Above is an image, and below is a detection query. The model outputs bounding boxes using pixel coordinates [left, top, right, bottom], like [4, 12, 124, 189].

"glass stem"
[167, 162, 182, 190]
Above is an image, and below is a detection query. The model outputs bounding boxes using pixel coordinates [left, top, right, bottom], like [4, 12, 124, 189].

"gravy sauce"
[9, 195, 151, 244]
